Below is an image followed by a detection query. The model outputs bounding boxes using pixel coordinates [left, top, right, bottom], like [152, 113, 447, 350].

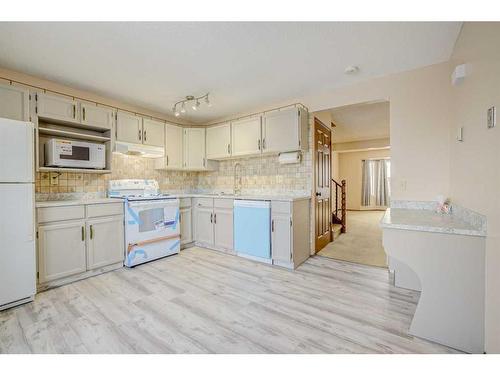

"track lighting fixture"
[172, 93, 211, 116]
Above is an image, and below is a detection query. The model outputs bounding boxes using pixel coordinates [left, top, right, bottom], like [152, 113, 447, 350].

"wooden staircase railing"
[332, 179, 346, 233]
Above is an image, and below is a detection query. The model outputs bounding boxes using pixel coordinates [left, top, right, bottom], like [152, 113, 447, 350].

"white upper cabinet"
[142, 118, 165, 147]
[206, 122, 231, 160]
[231, 116, 262, 157]
[164, 123, 183, 169]
[81, 103, 114, 130]
[116, 111, 142, 144]
[37, 93, 78, 123]
[262, 107, 308, 153]
[0, 82, 29, 121]
[183, 128, 206, 170]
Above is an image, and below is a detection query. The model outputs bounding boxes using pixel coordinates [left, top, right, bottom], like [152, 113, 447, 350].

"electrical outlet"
[487, 106, 496, 128]
[50, 172, 59, 185]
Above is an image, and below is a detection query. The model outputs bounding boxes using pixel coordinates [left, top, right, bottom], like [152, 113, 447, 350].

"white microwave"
[45, 138, 106, 169]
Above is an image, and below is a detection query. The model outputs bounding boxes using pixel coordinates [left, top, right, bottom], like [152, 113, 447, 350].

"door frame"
[313, 117, 332, 253]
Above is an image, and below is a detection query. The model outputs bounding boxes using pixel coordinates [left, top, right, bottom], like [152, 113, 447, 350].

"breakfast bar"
[381, 201, 487, 353]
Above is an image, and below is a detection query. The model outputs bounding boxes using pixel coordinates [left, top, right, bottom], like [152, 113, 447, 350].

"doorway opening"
[313, 100, 390, 267]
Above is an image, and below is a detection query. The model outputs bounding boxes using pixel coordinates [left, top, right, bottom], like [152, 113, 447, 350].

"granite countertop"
[35, 194, 311, 208]
[36, 198, 124, 208]
[380, 208, 486, 237]
[175, 193, 311, 202]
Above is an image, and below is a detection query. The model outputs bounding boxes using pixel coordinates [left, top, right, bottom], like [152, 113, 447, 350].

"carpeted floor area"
[318, 210, 388, 268]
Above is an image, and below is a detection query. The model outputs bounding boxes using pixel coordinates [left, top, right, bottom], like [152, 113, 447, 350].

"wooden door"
[86, 216, 125, 270]
[206, 122, 231, 159]
[314, 118, 331, 252]
[142, 118, 165, 147]
[231, 116, 262, 156]
[38, 220, 87, 283]
[116, 111, 142, 144]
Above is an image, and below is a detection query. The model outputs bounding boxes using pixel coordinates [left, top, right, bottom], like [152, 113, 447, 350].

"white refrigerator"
[0, 118, 36, 310]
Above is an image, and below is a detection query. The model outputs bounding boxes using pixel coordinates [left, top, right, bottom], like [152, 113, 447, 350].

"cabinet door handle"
[144, 130, 147, 142]
[82, 107, 86, 121]
[81, 226, 85, 241]
[258, 139, 261, 150]
[214, 213, 217, 224]
[166, 155, 169, 166]
[210, 213, 213, 223]
[73, 104, 76, 119]
[227, 144, 231, 155]
[90, 225, 94, 240]
[271, 219, 274, 232]
[139, 129, 142, 141]
[263, 138, 266, 150]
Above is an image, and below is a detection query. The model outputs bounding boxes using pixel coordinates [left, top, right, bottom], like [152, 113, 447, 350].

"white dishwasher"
[233, 200, 272, 263]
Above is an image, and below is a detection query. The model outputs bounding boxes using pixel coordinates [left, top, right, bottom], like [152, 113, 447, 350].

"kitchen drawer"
[194, 198, 214, 208]
[37, 205, 85, 223]
[86, 203, 124, 218]
[180, 198, 192, 208]
[271, 201, 291, 215]
[214, 198, 234, 209]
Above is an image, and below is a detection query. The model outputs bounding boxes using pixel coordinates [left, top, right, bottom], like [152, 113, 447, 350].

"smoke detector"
[344, 65, 359, 74]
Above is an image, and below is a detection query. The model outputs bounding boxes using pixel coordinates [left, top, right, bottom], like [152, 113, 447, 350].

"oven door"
[124, 199, 180, 267]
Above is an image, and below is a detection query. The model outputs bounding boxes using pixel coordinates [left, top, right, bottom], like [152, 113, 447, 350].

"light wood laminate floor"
[0, 247, 459, 354]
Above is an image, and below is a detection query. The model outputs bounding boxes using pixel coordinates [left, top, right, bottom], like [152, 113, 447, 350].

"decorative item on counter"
[436, 195, 452, 214]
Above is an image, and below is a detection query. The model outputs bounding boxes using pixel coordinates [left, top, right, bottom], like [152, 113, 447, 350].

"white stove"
[108, 179, 180, 267]
[108, 179, 173, 201]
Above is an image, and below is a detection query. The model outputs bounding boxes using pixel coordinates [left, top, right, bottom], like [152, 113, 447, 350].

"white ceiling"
[0, 22, 461, 124]
[329, 101, 390, 143]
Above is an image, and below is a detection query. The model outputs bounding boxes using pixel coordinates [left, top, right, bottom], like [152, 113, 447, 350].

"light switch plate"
[487, 106, 496, 128]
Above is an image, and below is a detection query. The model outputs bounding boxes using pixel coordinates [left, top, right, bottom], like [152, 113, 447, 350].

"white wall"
[303, 62, 453, 202]
[337, 149, 391, 210]
[449, 22, 500, 353]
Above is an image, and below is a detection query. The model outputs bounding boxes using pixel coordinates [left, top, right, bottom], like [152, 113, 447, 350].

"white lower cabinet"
[38, 220, 87, 283]
[194, 198, 233, 252]
[271, 200, 311, 269]
[195, 201, 215, 246]
[271, 211, 292, 264]
[214, 203, 233, 251]
[179, 198, 193, 247]
[36, 202, 125, 289]
[86, 216, 124, 270]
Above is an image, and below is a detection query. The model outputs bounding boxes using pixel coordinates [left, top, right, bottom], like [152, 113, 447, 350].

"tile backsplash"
[36, 122, 312, 198]
[35, 153, 198, 195]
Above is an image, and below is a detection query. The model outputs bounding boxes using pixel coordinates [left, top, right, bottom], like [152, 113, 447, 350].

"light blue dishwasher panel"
[234, 200, 271, 259]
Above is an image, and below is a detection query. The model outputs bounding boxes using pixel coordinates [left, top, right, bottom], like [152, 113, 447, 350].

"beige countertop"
[36, 198, 124, 208]
[380, 208, 486, 237]
[175, 193, 311, 202]
[35, 194, 310, 208]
